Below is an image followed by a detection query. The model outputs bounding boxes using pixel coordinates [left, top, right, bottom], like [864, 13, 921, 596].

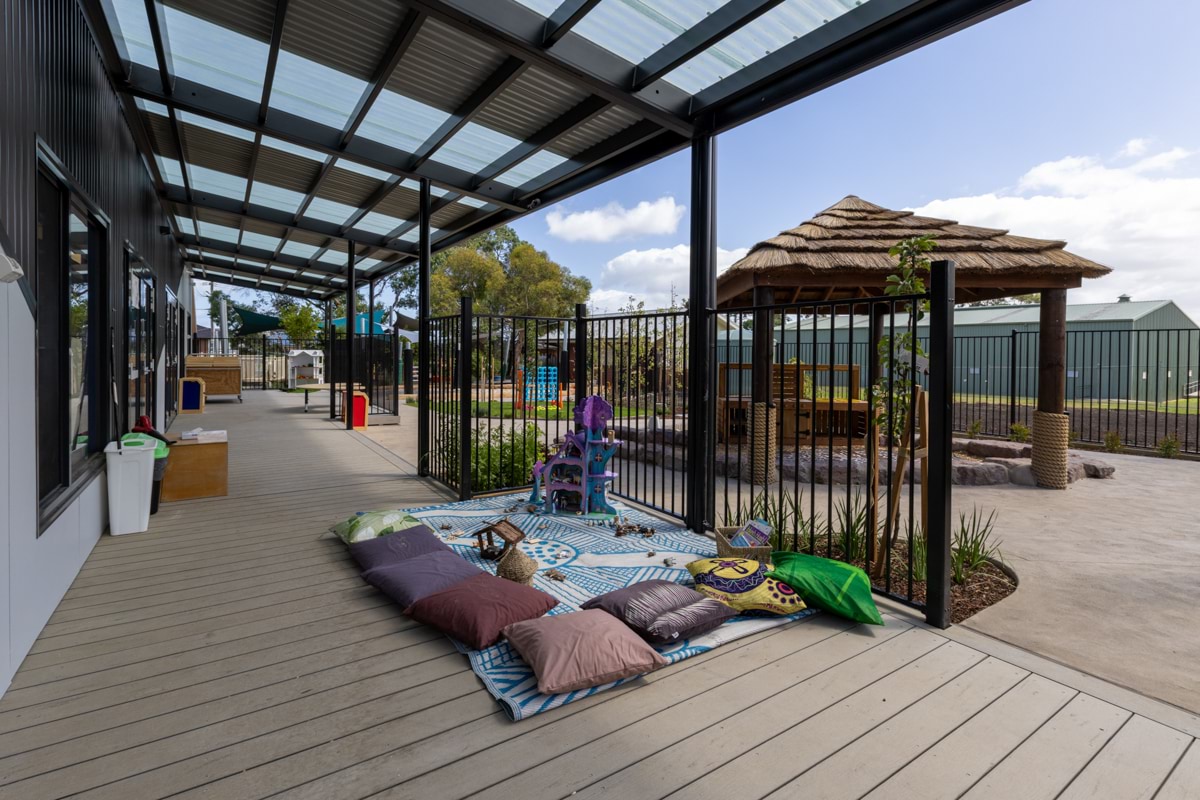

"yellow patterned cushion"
[686, 558, 806, 616]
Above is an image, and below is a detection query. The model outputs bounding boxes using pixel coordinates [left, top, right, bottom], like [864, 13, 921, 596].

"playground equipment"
[528, 394, 619, 518]
[516, 366, 561, 410]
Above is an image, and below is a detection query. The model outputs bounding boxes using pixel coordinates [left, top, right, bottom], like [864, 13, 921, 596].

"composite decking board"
[1156, 739, 1200, 800]
[862, 674, 1078, 800]
[536, 633, 972, 800]
[1056, 714, 1192, 800]
[383, 618, 909, 800]
[960, 692, 1133, 799]
[4, 391, 1197, 800]
[172, 619, 829, 800]
[0, 619, 428, 752]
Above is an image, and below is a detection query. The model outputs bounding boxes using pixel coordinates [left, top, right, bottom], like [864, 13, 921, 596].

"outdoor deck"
[0, 392, 1197, 800]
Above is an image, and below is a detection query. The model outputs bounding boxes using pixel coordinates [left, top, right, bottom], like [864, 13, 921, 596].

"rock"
[952, 459, 1010, 485]
[1076, 455, 1116, 478]
[983, 457, 1038, 486]
[952, 438, 971, 453]
[1066, 458, 1086, 483]
[966, 440, 1032, 459]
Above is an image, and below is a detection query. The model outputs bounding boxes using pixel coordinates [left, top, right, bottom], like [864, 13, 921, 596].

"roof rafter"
[541, 0, 601, 47]
[471, 94, 609, 189]
[341, 9, 426, 149]
[192, 268, 327, 300]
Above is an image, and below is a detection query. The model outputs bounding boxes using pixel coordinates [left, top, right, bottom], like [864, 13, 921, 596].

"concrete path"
[955, 450, 1200, 713]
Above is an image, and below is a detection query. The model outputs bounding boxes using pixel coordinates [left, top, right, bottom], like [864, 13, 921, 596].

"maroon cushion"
[348, 525, 449, 572]
[581, 580, 737, 644]
[406, 572, 558, 650]
[361, 550, 483, 609]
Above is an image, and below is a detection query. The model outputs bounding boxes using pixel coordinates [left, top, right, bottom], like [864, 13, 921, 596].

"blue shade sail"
[493, 149, 570, 188]
[303, 196, 359, 226]
[358, 91, 451, 154]
[249, 182, 307, 215]
[270, 51, 367, 130]
[664, 0, 862, 93]
[163, 6, 269, 102]
[187, 165, 248, 200]
[280, 241, 320, 260]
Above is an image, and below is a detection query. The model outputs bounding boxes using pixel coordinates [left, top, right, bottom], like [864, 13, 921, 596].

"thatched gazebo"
[717, 196, 1111, 489]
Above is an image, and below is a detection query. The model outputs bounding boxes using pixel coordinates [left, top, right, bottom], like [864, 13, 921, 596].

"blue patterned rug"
[406, 494, 817, 720]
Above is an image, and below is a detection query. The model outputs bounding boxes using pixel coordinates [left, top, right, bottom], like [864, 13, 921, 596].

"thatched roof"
[718, 196, 1111, 307]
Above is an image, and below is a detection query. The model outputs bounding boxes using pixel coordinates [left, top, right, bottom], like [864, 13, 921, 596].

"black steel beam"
[259, 0, 288, 123]
[179, 234, 351, 276]
[631, 0, 785, 91]
[346, 245, 357, 429]
[122, 77, 526, 212]
[143, 0, 175, 94]
[410, 58, 527, 170]
[195, 271, 323, 300]
[685, 133, 716, 533]
[341, 9, 426, 148]
[542, 0, 601, 46]
[163, 186, 412, 254]
[471, 94, 609, 189]
[700, 0, 1027, 133]
[514, 119, 670, 201]
[401, 0, 694, 136]
[417, 179, 432, 476]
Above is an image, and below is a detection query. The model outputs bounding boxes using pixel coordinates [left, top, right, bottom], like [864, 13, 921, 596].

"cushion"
[687, 558, 807, 616]
[348, 525, 449, 572]
[331, 510, 424, 544]
[361, 550, 483, 609]
[767, 551, 883, 625]
[581, 580, 737, 644]
[406, 572, 558, 650]
[503, 609, 668, 695]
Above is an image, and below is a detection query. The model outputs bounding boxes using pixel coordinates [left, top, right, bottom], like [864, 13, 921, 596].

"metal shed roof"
[787, 299, 1193, 330]
[84, 0, 1026, 300]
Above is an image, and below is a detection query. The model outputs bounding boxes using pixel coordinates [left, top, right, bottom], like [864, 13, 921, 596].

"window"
[34, 170, 105, 510]
[126, 251, 157, 430]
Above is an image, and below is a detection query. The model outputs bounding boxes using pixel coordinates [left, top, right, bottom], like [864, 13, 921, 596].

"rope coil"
[1031, 410, 1070, 489]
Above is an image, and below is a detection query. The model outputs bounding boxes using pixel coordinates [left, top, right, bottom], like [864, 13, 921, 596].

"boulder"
[983, 457, 1038, 486]
[952, 438, 971, 453]
[951, 459, 1010, 486]
[1066, 458, 1087, 484]
[966, 439, 1033, 459]
[1075, 455, 1116, 478]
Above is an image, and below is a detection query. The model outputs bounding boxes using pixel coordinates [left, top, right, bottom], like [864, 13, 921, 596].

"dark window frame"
[34, 144, 110, 534]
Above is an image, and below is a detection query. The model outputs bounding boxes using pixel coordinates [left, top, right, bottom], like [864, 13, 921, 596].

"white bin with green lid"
[105, 438, 156, 535]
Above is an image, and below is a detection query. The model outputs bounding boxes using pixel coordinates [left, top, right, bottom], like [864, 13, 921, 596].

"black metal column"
[459, 295, 473, 500]
[417, 179, 432, 476]
[926, 259, 956, 628]
[575, 302, 588, 406]
[686, 132, 716, 533]
[866, 305, 885, 568]
[326, 300, 335, 419]
[368, 278, 376, 408]
[346, 245, 357, 430]
[392, 331, 401, 416]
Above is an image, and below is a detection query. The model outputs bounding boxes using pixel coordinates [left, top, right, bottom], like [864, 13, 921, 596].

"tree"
[497, 243, 590, 317]
[278, 303, 321, 342]
[430, 247, 505, 316]
[208, 289, 242, 335]
[964, 293, 1040, 307]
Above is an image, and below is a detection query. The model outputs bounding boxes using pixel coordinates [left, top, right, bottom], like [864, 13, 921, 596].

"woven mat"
[406, 494, 817, 720]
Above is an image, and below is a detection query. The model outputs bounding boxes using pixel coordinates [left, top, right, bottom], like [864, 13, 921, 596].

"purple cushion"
[361, 550, 483, 609]
[406, 572, 558, 649]
[348, 525, 449, 572]
[581, 580, 738, 644]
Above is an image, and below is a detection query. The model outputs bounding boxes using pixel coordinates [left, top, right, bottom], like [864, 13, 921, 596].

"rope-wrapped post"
[750, 402, 778, 485]
[1032, 410, 1069, 489]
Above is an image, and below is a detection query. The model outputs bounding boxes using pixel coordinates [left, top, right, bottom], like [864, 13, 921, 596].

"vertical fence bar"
[345, 246, 357, 430]
[926, 259, 955, 628]
[326, 302, 336, 420]
[686, 132, 716, 533]
[459, 296, 473, 500]
[392, 331, 400, 417]
[417, 179, 431, 476]
[575, 303, 587, 407]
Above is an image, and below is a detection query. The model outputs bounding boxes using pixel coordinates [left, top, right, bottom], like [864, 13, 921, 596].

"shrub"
[951, 508, 1001, 585]
[1157, 433, 1181, 459]
[834, 492, 868, 564]
[1009, 422, 1030, 443]
[1103, 430, 1123, 453]
[908, 523, 928, 583]
[965, 420, 983, 439]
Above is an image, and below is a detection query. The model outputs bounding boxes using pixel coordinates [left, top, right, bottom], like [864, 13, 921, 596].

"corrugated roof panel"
[512, 0, 559, 14]
[240, 218, 287, 238]
[337, 159, 394, 182]
[358, 90, 451, 155]
[186, 164, 247, 200]
[316, 168, 381, 208]
[388, 19, 507, 113]
[109, 0, 157, 67]
[241, 231, 281, 252]
[430, 203, 477, 230]
[140, 110, 181, 160]
[179, 127, 255, 177]
[280, 0, 407, 79]
[166, 0, 276, 42]
[429, 122, 522, 174]
[474, 68, 589, 141]
[253, 145, 323, 193]
[303, 196, 358, 226]
[178, 111, 254, 142]
[280, 240, 319, 259]
[250, 181, 306, 215]
[162, 5, 270, 102]
[195, 208, 244, 228]
[270, 49, 367, 129]
[550, 106, 640, 159]
[572, 0, 727, 64]
[373, 186, 421, 222]
[197, 220, 242, 245]
[353, 212, 406, 236]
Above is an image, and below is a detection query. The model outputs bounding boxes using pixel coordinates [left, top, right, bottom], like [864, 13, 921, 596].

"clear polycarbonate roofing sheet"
[494, 149, 571, 189]
[109, 0, 156, 68]
[572, 0, 728, 65]
[353, 212, 407, 236]
[239, 231, 281, 252]
[178, 111, 256, 142]
[196, 220, 243, 245]
[186, 164, 247, 200]
[358, 90, 453, 154]
[249, 182, 307, 215]
[302, 196, 359, 226]
[163, 5, 269, 103]
[280, 241, 320, 260]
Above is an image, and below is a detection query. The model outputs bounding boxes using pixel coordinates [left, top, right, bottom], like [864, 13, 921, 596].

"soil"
[955, 402, 1198, 455]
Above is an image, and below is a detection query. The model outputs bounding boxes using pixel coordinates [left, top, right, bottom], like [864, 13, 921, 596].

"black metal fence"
[954, 328, 1200, 454]
[423, 261, 957, 625]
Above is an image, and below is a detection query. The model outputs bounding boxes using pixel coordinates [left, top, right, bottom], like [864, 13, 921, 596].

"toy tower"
[534, 395, 619, 517]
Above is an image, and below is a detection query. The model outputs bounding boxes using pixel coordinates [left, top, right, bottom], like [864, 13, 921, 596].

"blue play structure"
[524, 366, 559, 404]
[529, 394, 619, 518]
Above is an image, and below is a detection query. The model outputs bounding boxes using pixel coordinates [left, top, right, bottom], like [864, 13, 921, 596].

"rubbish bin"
[122, 433, 170, 514]
[104, 439, 156, 535]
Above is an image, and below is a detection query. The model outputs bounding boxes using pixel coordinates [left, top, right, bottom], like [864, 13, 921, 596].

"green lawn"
[955, 393, 1199, 415]
[417, 399, 644, 420]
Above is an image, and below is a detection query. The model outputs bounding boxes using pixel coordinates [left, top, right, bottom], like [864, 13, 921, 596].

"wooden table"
[186, 356, 242, 402]
[161, 433, 229, 501]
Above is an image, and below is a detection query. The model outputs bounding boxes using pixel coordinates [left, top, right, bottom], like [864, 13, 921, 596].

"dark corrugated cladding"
[1, 0, 184, 379]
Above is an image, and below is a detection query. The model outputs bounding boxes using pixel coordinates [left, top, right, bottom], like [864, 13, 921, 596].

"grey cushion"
[581, 579, 738, 644]
[361, 550, 483, 609]
[348, 525, 449, 572]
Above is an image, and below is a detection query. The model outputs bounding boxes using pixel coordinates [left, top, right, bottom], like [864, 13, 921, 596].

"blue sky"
[202, 0, 1200, 324]
[507, 0, 1200, 318]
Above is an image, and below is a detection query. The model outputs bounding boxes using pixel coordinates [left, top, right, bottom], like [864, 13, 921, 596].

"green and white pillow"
[330, 510, 424, 544]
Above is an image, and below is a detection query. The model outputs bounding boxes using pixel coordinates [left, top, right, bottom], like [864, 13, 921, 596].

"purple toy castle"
[529, 395, 619, 517]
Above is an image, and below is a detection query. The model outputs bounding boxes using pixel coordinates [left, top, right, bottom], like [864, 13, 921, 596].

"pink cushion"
[406, 572, 558, 650]
[503, 609, 668, 695]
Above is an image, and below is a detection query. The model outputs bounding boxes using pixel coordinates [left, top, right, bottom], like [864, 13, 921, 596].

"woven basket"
[497, 546, 537, 586]
[715, 527, 773, 563]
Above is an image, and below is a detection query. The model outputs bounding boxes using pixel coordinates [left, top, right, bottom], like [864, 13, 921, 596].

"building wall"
[0, 0, 186, 694]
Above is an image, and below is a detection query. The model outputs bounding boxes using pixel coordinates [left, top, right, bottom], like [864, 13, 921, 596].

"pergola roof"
[85, 0, 1027, 300]
[718, 195, 1111, 307]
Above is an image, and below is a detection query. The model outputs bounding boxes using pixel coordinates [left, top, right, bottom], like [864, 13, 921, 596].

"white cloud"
[589, 244, 749, 312]
[1120, 138, 1150, 158]
[545, 197, 685, 242]
[912, 144, 1200, 319]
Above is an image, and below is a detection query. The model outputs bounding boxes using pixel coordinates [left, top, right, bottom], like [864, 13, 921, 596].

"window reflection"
[68, 210, 90, 457]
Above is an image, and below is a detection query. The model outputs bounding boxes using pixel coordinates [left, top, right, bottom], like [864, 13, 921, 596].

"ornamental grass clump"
[951, 508, 1001, 585]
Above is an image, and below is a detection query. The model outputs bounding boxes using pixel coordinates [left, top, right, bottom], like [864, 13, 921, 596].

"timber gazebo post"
[1032, 288, 1070, 488]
